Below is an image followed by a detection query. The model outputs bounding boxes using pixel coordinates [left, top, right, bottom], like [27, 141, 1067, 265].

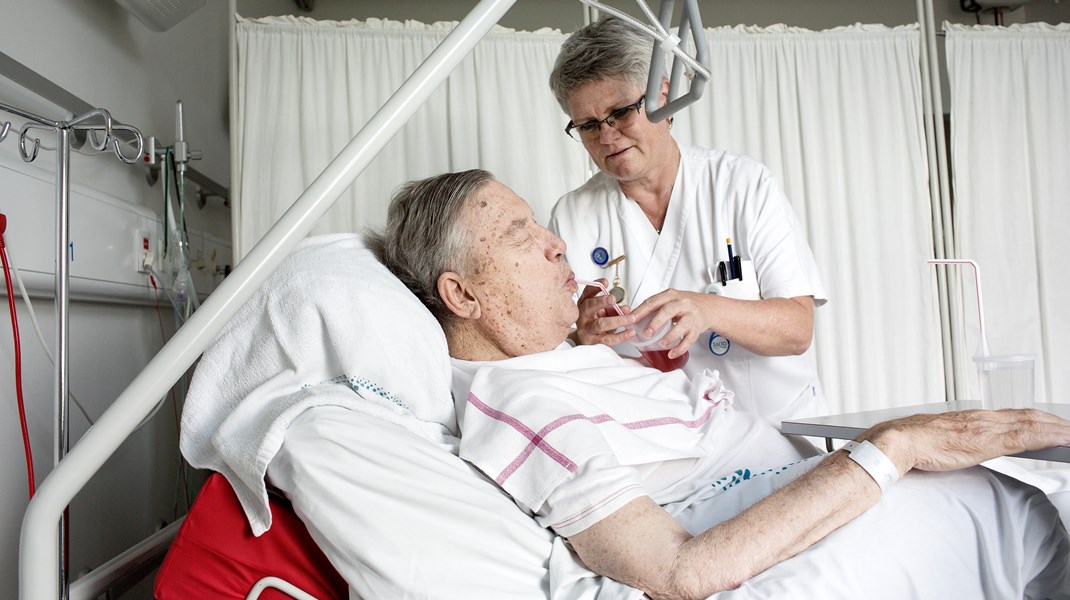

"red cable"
[0, 214, 35, 498]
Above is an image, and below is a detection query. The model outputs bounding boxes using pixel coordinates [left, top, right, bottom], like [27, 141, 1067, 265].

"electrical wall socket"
[135, 229, 155, 273]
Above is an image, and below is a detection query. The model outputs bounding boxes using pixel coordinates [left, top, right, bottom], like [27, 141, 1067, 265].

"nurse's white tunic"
[549, 145, 829, 423]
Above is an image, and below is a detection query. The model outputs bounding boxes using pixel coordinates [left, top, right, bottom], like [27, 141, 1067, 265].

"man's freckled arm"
[567, 406, 1070, 599]
[567, 450, 882, 600]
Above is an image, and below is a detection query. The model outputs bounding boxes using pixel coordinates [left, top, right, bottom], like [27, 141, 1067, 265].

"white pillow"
[182, 233, 457, 534]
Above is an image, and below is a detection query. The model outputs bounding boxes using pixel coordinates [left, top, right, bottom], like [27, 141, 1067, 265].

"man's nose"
[545, 229, 566, 259]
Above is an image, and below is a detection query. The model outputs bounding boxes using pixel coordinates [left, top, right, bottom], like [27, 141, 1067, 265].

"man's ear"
[438, 271, 481, 320]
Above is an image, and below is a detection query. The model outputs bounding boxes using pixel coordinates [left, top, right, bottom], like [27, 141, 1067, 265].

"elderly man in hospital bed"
[365, 169, 1070, 599]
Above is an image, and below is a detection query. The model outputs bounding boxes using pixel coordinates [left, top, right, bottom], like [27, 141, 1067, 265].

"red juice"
[639, 348, 689, 372]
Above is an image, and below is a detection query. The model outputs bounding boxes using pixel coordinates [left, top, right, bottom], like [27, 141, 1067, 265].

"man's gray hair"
[367, 169, 494, 326]
[549, 16, 655, 113]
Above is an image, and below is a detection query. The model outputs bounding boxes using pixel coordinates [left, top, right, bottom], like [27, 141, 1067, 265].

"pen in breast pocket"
[725, 238, 741, 280]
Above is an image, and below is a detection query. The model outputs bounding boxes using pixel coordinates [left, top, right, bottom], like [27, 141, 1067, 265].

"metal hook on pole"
[17, 124, 41, 163]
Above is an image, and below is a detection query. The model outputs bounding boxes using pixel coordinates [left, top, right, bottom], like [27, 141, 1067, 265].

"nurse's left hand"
[630, 290, 715, 359]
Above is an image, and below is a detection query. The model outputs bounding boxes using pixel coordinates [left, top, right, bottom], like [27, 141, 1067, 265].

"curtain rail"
[915, 0, 963, 402]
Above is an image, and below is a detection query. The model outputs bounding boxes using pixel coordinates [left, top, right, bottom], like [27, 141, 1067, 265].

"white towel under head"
[180, 234, 456, 535]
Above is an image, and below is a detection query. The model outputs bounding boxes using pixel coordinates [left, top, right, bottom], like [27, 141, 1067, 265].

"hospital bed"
[16, 0, 1000, 599]
[151, 230, 1070, 599]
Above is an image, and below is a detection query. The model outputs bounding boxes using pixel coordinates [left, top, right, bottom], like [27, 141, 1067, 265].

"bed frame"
[18, 1, 951, 598]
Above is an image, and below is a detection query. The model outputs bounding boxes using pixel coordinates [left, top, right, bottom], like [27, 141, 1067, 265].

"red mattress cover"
[154, 472, 347, 599]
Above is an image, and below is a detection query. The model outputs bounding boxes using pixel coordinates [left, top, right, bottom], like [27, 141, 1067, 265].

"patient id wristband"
[842, 440, 900, 493]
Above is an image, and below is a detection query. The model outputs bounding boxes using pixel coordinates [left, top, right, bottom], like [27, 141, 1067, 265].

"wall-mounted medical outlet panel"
[0, 153, 230, 306]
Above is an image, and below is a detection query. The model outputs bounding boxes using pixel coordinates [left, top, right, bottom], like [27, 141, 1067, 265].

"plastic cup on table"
[974, 353, 1035, 410]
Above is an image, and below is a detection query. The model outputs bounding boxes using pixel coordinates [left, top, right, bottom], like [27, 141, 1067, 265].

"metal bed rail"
[67, 520, 182, 600]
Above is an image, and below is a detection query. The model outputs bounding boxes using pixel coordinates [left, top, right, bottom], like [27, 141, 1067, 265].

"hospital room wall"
[0, 1, 231, 598]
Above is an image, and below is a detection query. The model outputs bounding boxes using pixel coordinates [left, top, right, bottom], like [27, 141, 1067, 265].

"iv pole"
[0, 101, 143, 600]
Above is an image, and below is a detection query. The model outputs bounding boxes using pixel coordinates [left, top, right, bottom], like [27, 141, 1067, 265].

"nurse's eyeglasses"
[564, 96, 645, 141]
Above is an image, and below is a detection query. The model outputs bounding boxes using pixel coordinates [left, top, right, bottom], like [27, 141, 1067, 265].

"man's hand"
[574, 278, 637, 347]
[861, 408, 1070, 475]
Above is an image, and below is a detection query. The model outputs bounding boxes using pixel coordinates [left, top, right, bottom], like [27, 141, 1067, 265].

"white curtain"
[946, 23, 1070, 405]
[233, 16, 588, 258]
[674, 25, 943, 413]
[234, 16, 942, 415]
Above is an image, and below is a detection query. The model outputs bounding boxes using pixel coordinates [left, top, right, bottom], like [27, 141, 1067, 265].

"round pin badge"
[703, 282, 721, 295]
[591, 247, 609, 266]
[708, 332, 730, 356]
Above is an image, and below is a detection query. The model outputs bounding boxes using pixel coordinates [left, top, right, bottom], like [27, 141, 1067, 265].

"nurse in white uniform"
[547, 17, 828, 424]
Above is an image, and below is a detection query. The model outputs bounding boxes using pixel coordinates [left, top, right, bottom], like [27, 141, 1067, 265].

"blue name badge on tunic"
[708, 332, 730, 356]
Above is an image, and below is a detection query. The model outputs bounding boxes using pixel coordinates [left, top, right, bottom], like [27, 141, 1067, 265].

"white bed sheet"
[268, 404, 1070, 600]
[683, 464, 1070, 599]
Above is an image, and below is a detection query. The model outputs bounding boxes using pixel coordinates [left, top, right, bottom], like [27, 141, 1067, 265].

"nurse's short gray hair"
[367, 169, 493, 326]
[549, 16, 655, 113]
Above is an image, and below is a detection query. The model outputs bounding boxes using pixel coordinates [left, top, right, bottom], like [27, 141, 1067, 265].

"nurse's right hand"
[575, 278, 637, 347]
